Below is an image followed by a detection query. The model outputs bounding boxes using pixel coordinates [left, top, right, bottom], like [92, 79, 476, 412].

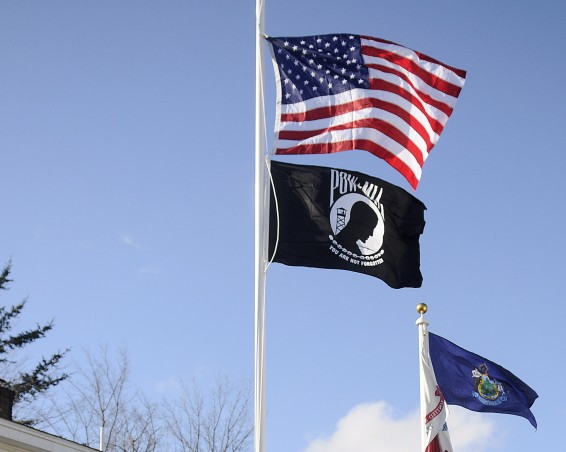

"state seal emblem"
[472, 363, 508, 406]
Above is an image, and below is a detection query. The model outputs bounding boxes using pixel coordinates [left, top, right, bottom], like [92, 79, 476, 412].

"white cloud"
[119, 232, 141, 249]
[445, 406, 501, 452]
[303, 402, 499, 452]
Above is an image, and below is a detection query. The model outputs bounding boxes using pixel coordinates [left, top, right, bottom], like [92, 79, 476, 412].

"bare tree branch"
[164, 376, 252, 452]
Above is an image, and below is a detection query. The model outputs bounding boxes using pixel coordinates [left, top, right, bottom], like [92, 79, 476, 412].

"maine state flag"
[428, 332, 538, 428]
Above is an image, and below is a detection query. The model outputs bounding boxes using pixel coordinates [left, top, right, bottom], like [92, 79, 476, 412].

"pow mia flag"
[268, 161, 426, 288]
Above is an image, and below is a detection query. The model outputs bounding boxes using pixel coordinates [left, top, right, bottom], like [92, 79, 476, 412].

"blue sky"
[2, 1, 565, 451]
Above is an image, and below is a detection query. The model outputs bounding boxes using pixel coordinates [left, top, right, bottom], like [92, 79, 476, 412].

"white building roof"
[0, 418, 98, 452]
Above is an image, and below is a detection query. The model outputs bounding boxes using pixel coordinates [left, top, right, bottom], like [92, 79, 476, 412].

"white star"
[300, 40, 306, 45]
[292, 45, 298, 51]
[284, 41, 289, 46]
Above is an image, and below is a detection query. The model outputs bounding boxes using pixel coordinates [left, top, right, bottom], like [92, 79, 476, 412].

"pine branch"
[0, 263, 12, 289]
[12, 351, 70, 402]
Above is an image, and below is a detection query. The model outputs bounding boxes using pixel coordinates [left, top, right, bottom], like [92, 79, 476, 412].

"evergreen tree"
[0, 261, 68, 422]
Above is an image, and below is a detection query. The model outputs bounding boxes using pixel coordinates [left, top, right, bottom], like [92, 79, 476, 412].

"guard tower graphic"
[336, 207, 347, 234]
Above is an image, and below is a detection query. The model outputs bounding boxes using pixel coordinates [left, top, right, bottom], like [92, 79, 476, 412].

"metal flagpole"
[254, 0, 267, 451]
[416, 303, 429, 452]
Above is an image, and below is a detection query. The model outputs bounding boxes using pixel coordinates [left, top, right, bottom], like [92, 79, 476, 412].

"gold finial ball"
[416, 303, 428, 315]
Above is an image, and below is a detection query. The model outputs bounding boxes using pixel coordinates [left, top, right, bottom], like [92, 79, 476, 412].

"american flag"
[267, 34, 467, 189]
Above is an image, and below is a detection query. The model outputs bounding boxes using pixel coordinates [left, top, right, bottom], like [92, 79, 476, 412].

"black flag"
[268, 161, 426, 288]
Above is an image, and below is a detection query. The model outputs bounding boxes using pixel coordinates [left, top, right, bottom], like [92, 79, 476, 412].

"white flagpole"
[416, 303, 429, 452]
[254, 0, 267, 451]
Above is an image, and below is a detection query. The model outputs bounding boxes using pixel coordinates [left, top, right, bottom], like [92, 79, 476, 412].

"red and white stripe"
[421, 329, 453, 452]
[273, 36, 466, 189]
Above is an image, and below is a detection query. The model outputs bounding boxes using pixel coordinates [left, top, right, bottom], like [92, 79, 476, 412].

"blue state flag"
[428, 332, 538, 428]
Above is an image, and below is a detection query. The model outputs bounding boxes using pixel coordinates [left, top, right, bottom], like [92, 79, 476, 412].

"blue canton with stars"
[268, 34, 370, 105]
